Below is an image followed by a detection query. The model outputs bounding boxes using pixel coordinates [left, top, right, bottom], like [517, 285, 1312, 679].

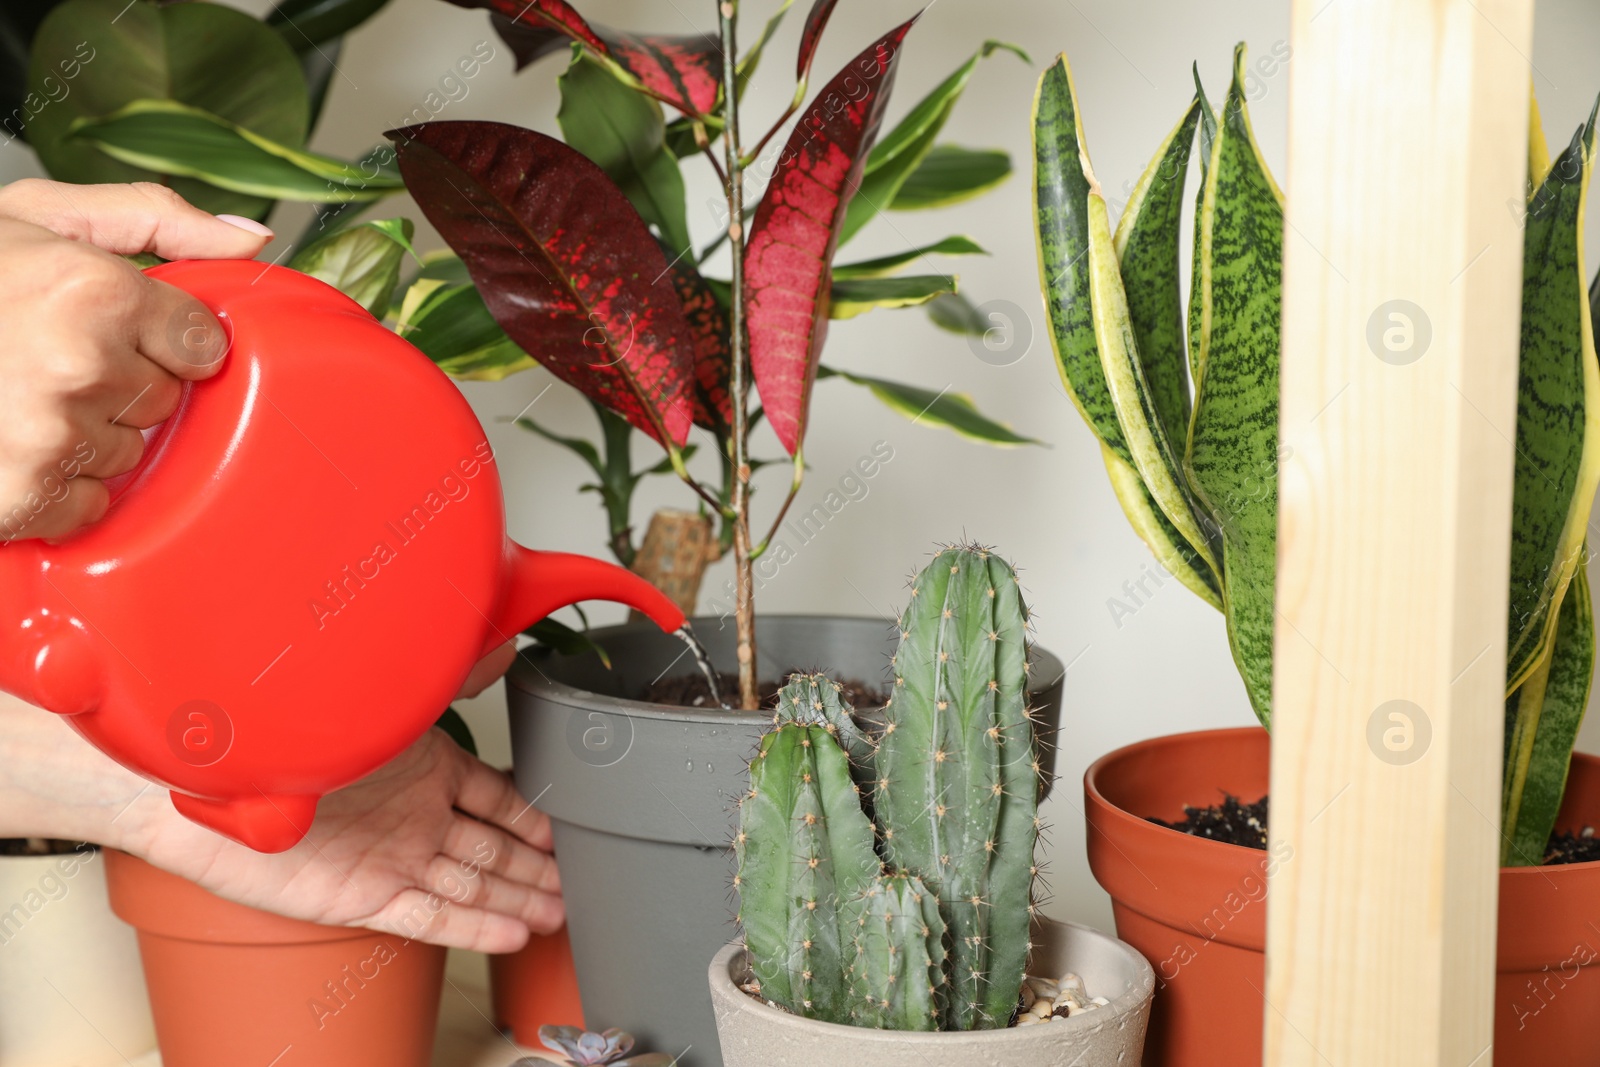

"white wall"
[5, 0, 1600, 932]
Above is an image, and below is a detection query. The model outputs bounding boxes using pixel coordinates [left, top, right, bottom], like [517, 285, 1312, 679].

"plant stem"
[719, 0, 758, 710]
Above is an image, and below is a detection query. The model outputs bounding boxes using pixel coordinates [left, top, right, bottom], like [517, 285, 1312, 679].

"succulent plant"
[524, 1025, 673, 1067]
[1035, 43, 1600, 867]
[735, 544, 1041, 1032]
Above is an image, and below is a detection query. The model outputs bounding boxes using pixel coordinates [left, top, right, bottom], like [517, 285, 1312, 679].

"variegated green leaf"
[1502, 563, 1593, 867]
[890, 145, 1012, 211]
[393, 277, 534, 381]
[289, 217, 416, 317]
[1183, 45, 1285, 726]
[1034, 56, 1221, 610]
[828, 274, 955, 319]
[819, 366, 1042, 446]
[1505, 103, 1600, 693]
[832, 236, 986, 280]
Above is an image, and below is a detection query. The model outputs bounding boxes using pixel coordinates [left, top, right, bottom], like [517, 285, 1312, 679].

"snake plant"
[1035, 44, 1600, 868]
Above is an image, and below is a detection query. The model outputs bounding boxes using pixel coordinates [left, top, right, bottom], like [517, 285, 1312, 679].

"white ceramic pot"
[0, 846, 155, 1067]
[709, 920, 1154, 1067]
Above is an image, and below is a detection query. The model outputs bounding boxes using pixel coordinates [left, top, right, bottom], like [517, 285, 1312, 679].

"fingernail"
[215, 214, 274, 238]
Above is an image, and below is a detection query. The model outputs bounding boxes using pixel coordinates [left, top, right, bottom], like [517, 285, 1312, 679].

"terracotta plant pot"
[104, 850, 446, 1067]
[0, 845, 154, 1066]
[708, 920, 1154, 1067]
[1085, 726, 1600, 1066]
[490, 925, 586, 1044]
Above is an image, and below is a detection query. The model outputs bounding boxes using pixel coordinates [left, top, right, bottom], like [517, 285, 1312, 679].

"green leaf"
[1504, 102, 1600, 693]
[828, 275, 956, 319]
[290, 217, 415, 317]
[516, 414, 604, 476]
[819, 366, 1042, 446]
[558, 48, 692, 259]
[1033, 57, 1222, 615]
[394, 278, 534, 380]
[1187, 64, 1219, 385]
[67, 99, 402, 202]
[831, 235, 986, 280]
[433, 707, 478, 756]
[926, 291, 988, 335]
[267, 0, 392, 49]
[27, 0, 310, 217]
[890, 145, 1011, 210]
[1502, 564, 1593, 867]
[1183, 45, 1286, 725]
[524, 617, 613, 670]
[840, 40, 1027, 244]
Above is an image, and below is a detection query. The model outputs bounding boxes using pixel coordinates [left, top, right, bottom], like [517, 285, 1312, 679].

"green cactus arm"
[846, 872, 945, 1031]
[736, 724, 881, 1021]
[1504, 99, 1600, 694]
[1033, 57, 1223, 609]
[774, 672, 877, 772]
[1503, 562, 1594, 867]
[1182, 44, 1285, 728]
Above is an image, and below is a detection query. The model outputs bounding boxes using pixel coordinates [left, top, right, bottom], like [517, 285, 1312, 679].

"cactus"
[846, 871, 946, 1031]
[525, 1026, 672, 1066]
[735, 543, 1040, 1032]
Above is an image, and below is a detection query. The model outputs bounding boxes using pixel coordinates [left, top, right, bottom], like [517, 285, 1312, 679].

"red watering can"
[0, 260, 685, 853]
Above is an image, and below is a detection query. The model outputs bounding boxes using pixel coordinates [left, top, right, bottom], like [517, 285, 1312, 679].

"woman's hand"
[0, 179, 272, 539]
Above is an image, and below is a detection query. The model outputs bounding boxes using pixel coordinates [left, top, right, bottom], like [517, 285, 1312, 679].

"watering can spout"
[490, 544, 687, 654]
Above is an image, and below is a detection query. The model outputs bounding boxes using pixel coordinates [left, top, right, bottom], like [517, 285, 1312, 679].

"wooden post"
[1267, 1, 1533, 1063]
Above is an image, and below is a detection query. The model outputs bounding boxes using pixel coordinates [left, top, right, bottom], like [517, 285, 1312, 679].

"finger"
[136, 276, 230, 380]
[74, 423, 146, 480]
[0, 179, 273, 260]
[457, 640, 516, 699]
[426, 854, 564, 932]
[103, 360, 182, 430]
[362, 888, 557, 953]
[11, 477, 108, 541]
[453, 759, 554, 850]
[442, 814, 560, 893]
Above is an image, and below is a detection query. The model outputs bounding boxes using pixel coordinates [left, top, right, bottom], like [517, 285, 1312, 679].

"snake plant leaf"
[1187, 64, 1219, 385]
[1115, 95, 1202, 482]
[290, 217, 415, 317]
[1502, 564, 1594, 867]
[67, 99, 402, 202]
[1183, 44, 1285, 725]
[1033, 56, 1222, 610]
[746, 15, 916, 456]
[1529, 83, 1553, 191]
[444, 0, 721, 117]
[267, 0, 392, 48]
[819, 367, 1042, 447]
[558, 49, 692, 259]
[390, 120, 697, 446]
[394, 277, 534, 381]
[1505, 104, 1600, 693]
[890, 145, 1012, 211]
[832, 236, 987, 280]
[27, 0, 309, 218]
[828, 275, 956, 319]
[840, 40, 1028, 245]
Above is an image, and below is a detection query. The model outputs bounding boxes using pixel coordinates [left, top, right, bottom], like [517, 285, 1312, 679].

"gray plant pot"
[506, 615, 1065, 1067]
[708, 920, 1155, 1067]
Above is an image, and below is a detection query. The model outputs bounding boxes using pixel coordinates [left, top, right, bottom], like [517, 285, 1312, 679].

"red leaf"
[445, 0, 722, 116]
[389, 120, 696, 447]
[797, 0, 840, 82]
[659, 255, 733, 431]
[746, 15, 918, 455]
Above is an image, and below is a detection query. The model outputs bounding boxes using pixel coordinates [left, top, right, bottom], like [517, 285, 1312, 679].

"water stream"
[672, 622, 729, 710]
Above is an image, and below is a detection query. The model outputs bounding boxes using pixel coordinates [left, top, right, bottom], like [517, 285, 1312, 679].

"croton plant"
[11, 0, 1039, 710]
[1037, 44, 1600, 867]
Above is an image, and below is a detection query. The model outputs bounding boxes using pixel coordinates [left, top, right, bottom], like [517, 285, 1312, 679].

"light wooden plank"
[1266, 1, 1533, 1063]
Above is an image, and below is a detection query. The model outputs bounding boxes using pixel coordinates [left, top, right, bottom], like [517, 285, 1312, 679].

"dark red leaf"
[389, 120, 695, 447]
[797, 0, 840, 82]
[443, 0, 722, 115]
[746, 15, 918, 455]
[486, 13, 570, 72]
[658, 254, 733, 431]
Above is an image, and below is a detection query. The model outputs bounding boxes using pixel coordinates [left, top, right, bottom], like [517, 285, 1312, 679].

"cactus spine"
[735, 544, 1040, 1032]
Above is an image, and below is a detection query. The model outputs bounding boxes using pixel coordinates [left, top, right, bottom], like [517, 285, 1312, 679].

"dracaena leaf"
[745, 15, 918, 456]
[444, 0, 722, 116]
[393, 277, 534, 381]
[1183, 45, 1286, 724]
[797, 0, 840, 82]
[290, 216, 415, 317]
[831, 235, 986, 280]
[1505, 101, 1600, 693]
[889, 145, 1012, 211]
[1034, 57, 1222, 616]
[267, 0, 393, 48]
[1502, 563, 1593, 867]
[819, 367, 1041, 447]
[389, 119, 695, 446]
[828, 274, 955, 320]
